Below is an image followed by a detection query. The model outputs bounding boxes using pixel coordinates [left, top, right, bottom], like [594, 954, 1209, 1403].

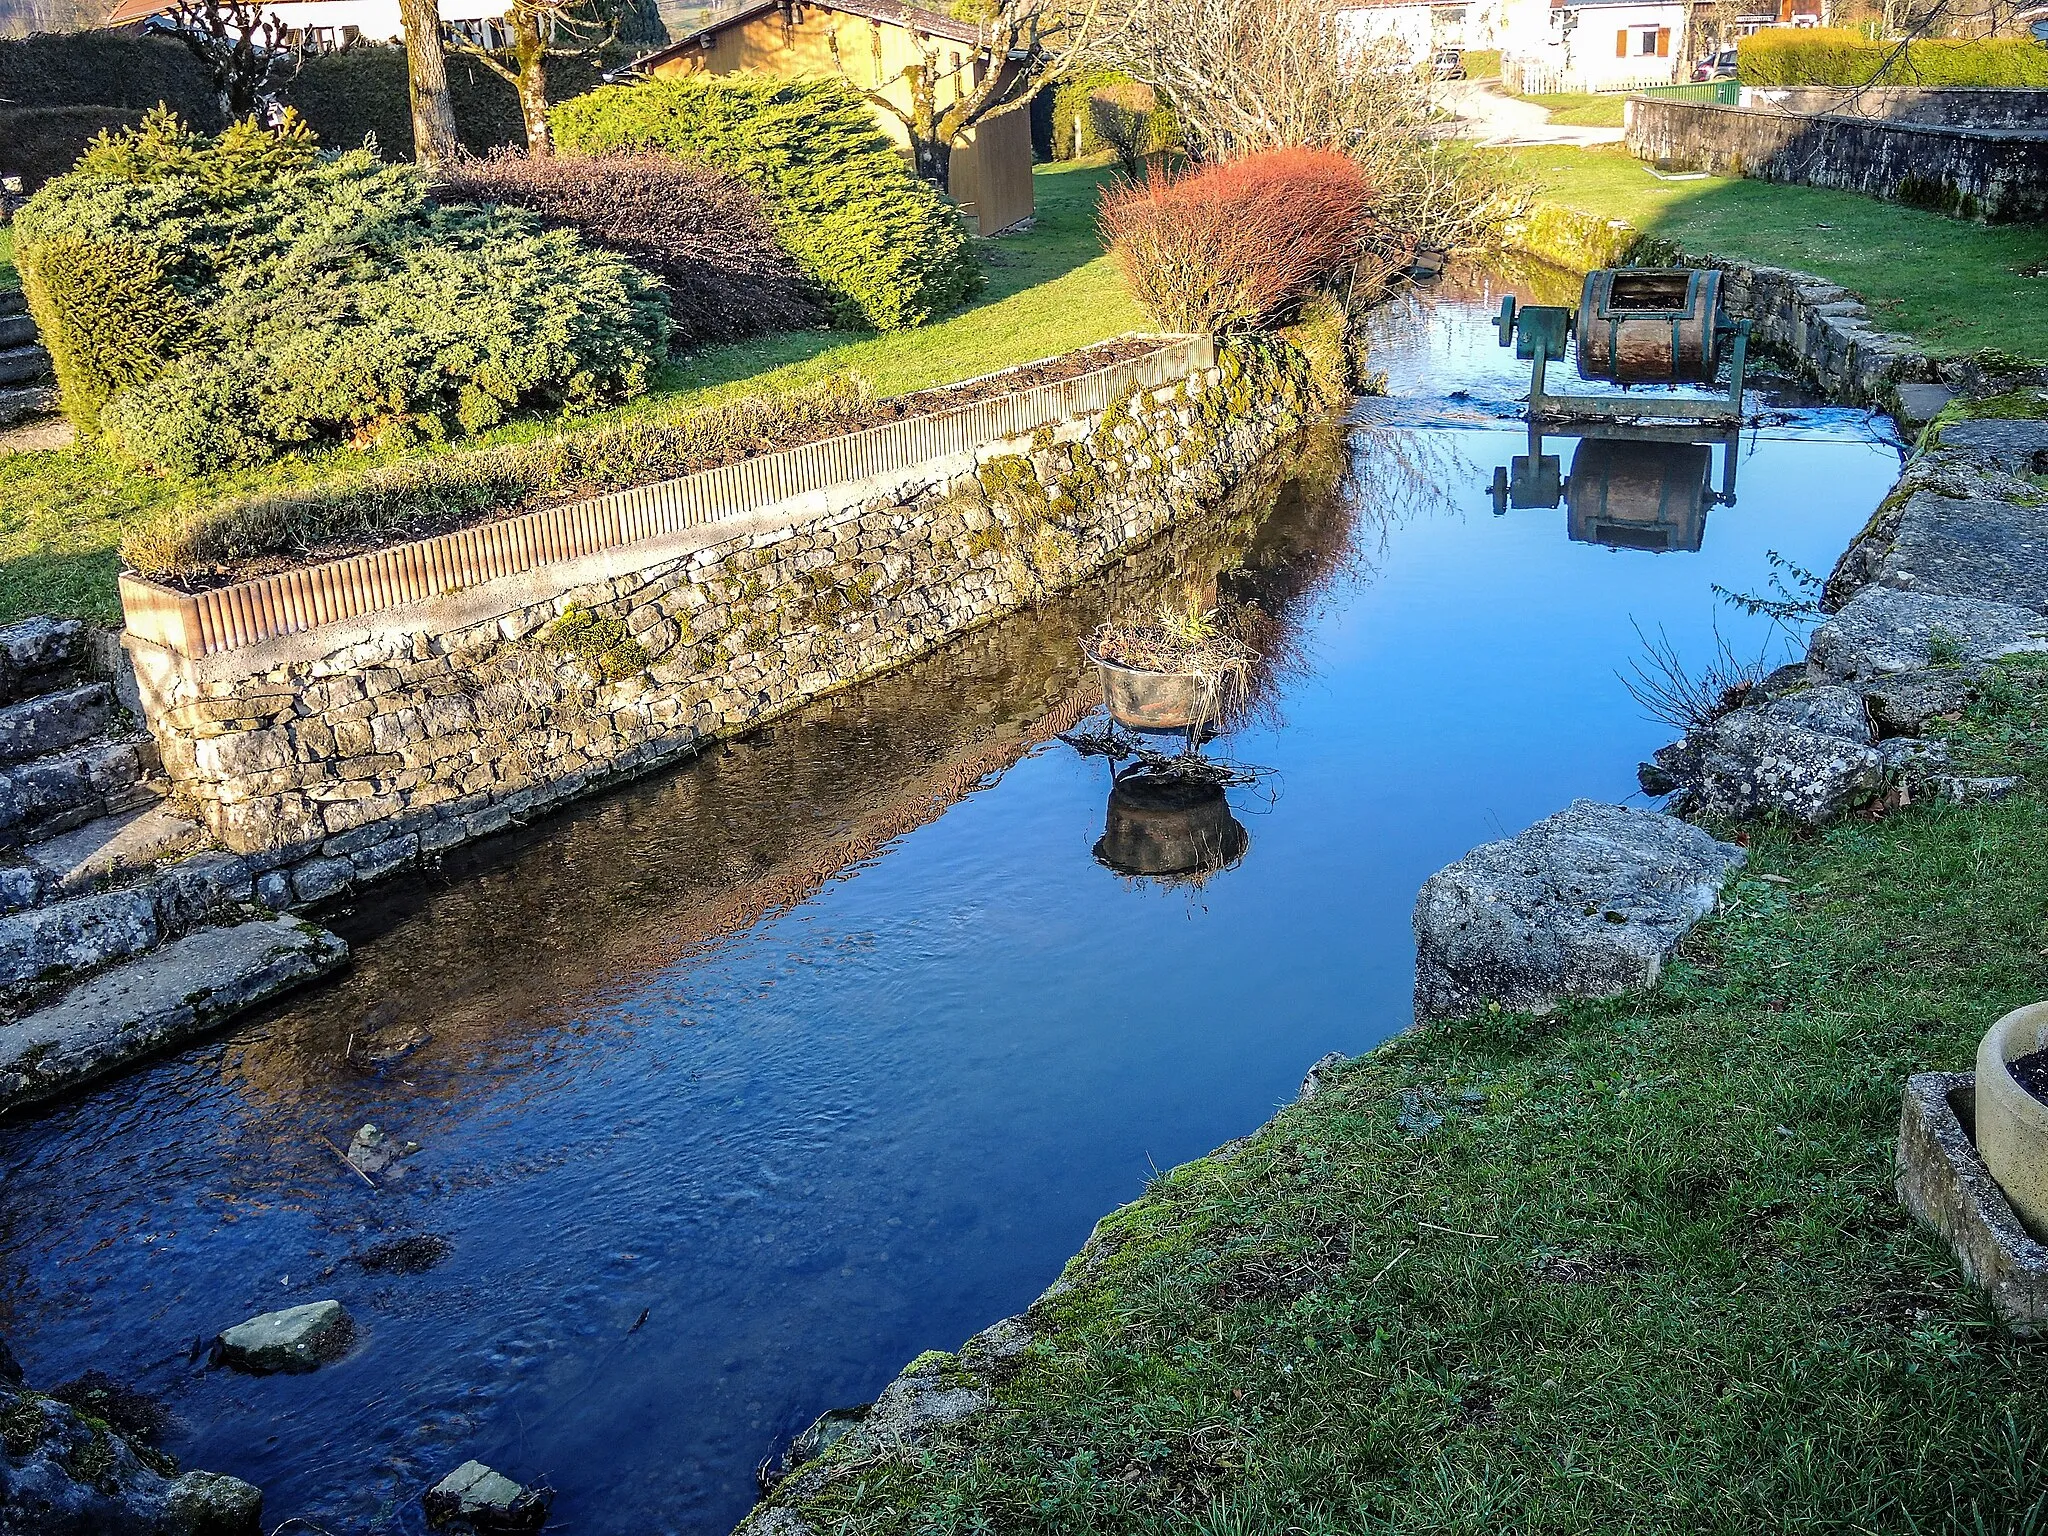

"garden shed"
[633, 0, 1035, 236]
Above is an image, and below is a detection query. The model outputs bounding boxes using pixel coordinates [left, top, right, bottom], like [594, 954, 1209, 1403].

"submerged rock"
[422, 1460, 552, 1534]
[345, 1124, 419, 1179]
[216, 1300, 353, 1374]
[1412, 800, 1744, 1024]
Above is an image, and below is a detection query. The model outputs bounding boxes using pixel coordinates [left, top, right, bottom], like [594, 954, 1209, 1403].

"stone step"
[0, 617, 88, 706]
[0, 289, 23, 318]
[0, 848, 255, 1000]
[0, 682, 113, 766]
[22, 803, 204, 900]
[0, 314, 34, 349]
[0, 736, 160, 852]
[0, 383, 59, 431]
[0, 344, 51, 386]
[0, 917, 349, 1115]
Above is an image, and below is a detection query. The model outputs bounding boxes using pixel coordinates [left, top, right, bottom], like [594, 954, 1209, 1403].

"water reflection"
[1489, 424, 1742, 554]
[1093, 772, 1250, 886]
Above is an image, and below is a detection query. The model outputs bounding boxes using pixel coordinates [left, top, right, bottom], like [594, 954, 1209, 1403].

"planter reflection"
[1093, 769, 1250, 886]
[1490, 423, 1741, 554]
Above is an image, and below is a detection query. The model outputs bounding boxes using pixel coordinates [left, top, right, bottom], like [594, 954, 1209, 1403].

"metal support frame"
[1494, 294, 1751, 426]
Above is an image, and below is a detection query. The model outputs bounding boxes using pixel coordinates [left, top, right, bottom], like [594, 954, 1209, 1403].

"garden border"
[119, 335, 1214, 662]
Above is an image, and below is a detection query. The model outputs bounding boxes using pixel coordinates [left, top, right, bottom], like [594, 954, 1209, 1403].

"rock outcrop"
[1411, 800, 1745, 1024]
[0, 1343, 261, 1536]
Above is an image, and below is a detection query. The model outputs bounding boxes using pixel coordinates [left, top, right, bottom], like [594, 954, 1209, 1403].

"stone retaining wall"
[1623, 96, 2048, 222]
[126, 342, 1321, 909]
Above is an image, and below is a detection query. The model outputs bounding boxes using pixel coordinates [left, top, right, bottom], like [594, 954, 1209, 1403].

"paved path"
[1442, 79, 1628, 147]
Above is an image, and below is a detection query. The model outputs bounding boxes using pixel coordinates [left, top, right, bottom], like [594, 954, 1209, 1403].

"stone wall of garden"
[125, 345, 1320, 910]
[1623, 96, 2048, 222]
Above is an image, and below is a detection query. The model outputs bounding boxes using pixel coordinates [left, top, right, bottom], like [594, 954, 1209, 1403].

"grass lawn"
[0, 227, 16, 292]
[1461, 48, 1502, 79]
[769, 657, 2048, 1533]
[1500, 144, 2048, 360]
[0, 158, 1141, 629]
[1522, 91, 1627, 127]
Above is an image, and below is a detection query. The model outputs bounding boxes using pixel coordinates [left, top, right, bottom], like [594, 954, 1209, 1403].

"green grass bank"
[0, 158, 1139, 629]
[1498, 145, 2048, 361]
[759, 655, 2048, 1532]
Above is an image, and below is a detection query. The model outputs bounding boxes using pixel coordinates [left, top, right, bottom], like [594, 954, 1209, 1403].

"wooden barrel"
[1565, 439, 1712, 552]
[1575, 268, 1725, 385]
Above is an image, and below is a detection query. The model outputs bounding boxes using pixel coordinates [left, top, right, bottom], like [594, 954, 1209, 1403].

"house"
[1334, 0, 1503, 65]
[103, 0, 524, 53]
[1499, 0, 1690, 90]
[632, 0, 1034, 236]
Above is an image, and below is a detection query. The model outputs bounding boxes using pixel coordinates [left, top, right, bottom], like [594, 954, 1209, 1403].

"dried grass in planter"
[438, 151, 825, 346]
[1088, 598, 1260, 712]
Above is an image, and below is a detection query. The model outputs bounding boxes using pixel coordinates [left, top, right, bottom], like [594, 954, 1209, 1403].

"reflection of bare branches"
[1349, 421, 1480, 528]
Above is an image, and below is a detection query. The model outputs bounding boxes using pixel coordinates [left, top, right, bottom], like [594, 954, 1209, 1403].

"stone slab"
[24, 804, 206, 897]
[1808, 585, 2048, 679]
[1896, 1071, 2048, 1335]
[1412, 800, 1746, 1024]
[1876, 492, 2048, 611]
[0, 918, 348, 1114]
[423, 1460, 552, 1532]
[1935, 418, 2048, 477]
[0, 683, 112, 766]
[1893, 382, 1955, 432]
[218, 1299, 353, 1374]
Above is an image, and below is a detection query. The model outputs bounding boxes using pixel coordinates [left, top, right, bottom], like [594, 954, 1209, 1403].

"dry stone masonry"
[127, 344, 1321, 911]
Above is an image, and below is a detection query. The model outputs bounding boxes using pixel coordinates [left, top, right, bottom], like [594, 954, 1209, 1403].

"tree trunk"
[913, 135, 952, 191]
[397, 0, 463, 174]
[512, 11, 552, 156]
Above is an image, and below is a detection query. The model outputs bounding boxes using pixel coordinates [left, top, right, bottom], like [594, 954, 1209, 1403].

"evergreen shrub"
[1738, 28, 2048, 86]
[13, 109, 669, 474]
[550, 75, 980, 330]
[438, 151, 824, 345]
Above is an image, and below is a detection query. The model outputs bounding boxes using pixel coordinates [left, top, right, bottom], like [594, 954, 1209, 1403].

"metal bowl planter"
[1976, 1000, 2048, 1240]
[1085, 648, 1227, 733]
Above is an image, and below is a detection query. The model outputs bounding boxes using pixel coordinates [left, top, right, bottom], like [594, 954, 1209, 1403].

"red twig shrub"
[1097, 148, 1377, 333]
[439, 151, 825, 346]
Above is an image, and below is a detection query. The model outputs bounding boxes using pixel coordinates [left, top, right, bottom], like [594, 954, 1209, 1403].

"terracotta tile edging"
[120, 337, 1213, 662]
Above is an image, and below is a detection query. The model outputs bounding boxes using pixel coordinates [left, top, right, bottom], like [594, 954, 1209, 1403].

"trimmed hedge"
[1048, 70, 1180, 162]
[550, 75, 981, 331]
[437, 151, 824, 345]
[15, 110, 669, 473]
[1738, 28, 2048, 87]
[0, 35, 633, 190]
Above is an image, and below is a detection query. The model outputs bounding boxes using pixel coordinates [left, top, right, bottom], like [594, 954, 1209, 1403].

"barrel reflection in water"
[1491, 425, 1740, 555]
[1093, 771, 1250, 885]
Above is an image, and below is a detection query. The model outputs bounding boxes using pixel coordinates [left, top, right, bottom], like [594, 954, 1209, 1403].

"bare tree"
[1090, 0, 1523, 257]
[448, 0, 620, 156]
[156, 0, 299, 118]
[397, 0, 464, 173]
[826, 0, 1119, 191]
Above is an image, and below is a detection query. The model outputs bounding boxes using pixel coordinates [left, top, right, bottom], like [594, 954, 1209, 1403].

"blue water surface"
[0, 271, 1901, 1534]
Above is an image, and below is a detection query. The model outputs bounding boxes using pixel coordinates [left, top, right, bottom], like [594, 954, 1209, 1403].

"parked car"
[1692, 47, 1739, 81]
[1431, 46, 1467, 80]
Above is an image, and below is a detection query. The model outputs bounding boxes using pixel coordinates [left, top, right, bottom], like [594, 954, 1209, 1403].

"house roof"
[635, 0, 984, 70]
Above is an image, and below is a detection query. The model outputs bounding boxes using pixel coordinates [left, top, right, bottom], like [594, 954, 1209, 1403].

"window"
[1617, 23, 1671, 55]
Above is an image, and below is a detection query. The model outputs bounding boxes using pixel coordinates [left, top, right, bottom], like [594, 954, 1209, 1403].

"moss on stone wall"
[540, 606, 650, 684]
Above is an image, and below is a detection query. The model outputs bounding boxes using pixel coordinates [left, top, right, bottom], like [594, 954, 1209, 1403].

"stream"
[0, 268, 1902, 1535]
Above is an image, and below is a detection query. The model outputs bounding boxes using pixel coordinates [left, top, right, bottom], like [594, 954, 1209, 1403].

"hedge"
[15, 110, 668, 472]
[550, 75, 981, 331]
[1738, 28, 2048, 87]
[0, 34, 633, 189]
[1047, 69, 1181, 162]
[436, 152, 823, 345]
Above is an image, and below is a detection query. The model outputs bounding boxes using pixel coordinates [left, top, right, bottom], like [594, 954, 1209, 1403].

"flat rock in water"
[1808, 585, 2048, 679]
[422, 1460, 552, 1533]
[1875, 493, 2048, 611]
[217, 1299, 353, 1374]
[0, 918, 348, 1114]
[1412, 800, 1744, 1025]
